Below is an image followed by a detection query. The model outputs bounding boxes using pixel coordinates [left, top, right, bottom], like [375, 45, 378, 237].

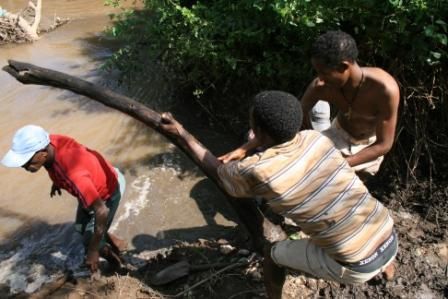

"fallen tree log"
[3, 60, 286, 253]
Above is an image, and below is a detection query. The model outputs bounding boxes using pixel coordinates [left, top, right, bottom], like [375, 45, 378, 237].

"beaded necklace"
[342, 70, 364, 120]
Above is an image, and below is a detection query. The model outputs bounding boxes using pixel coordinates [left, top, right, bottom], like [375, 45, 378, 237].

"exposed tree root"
[0, 1, 69, 44]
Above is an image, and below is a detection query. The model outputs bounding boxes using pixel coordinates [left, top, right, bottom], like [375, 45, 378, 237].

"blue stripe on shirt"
[251, 135, 323, 192]
[284, 159, 346, 215]
[324, 200, 381, 250]
[306, 175, 358, 223]
[316, 191, 370, 238]
[270, 146, 337, 204]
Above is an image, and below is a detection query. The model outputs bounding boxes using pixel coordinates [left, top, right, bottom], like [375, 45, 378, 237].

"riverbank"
[28, 193, 447, 298]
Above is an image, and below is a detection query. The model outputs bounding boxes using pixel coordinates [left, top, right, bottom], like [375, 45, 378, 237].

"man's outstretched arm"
[160, 112, 222, 180]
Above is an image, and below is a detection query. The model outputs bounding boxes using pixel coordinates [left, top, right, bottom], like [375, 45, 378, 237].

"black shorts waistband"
[338, 230, 398, 273]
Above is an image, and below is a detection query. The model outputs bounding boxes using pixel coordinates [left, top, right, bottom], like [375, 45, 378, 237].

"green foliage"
[106, 0, 447, 96]
[106, 0, 448, 181]
[104, 0, 122, 7]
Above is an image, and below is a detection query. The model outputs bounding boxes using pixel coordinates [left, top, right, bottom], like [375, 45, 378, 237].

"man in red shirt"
[1, 125, 127, 273]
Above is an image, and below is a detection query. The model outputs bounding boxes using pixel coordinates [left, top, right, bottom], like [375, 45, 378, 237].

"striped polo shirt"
[217, 130, 394, 263]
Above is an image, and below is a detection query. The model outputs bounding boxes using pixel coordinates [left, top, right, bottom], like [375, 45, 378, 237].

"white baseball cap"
[1, 125, 50, 168]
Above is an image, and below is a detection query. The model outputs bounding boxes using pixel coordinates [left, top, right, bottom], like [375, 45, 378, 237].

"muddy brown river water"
[0, 0, 235, 294]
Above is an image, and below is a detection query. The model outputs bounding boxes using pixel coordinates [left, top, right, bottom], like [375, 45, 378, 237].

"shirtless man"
[220, 31, 400, 179]
[302, 30, 400, 177]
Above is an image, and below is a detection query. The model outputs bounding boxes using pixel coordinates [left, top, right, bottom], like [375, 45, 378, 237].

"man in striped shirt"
[160, 90, 397, 298]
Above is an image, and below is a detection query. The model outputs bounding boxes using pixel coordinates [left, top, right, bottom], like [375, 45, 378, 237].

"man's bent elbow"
[379, 141, 394, 156]
[370, 142, 392, 160]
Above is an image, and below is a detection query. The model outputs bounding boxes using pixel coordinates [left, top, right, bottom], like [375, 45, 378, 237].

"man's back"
[218, 130, 393, 263]
[47, 134, 118, 209]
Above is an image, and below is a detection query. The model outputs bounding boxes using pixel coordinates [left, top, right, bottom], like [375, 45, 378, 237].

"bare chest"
[329, 89, 379, 121]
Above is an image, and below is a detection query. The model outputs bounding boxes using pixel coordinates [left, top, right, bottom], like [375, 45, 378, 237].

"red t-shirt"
[46, 135, 118, 209]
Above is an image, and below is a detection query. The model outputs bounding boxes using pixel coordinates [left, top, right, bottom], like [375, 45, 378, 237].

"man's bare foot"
[107, 232, 128, 253]
[382, 262, 395, 281]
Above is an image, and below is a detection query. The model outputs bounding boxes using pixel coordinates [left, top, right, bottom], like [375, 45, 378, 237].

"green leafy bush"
[106, 0, 447, 182]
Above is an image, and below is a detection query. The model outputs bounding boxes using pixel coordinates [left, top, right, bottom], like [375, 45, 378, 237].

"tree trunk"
[3, 60, 287, 252]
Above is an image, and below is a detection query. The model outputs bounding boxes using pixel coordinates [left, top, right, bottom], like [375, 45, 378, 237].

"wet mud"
[26, 185, 447, 299]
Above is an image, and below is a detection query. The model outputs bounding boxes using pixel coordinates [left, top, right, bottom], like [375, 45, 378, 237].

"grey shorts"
[271, 234, 397, 284]
[74, 168, 126, 249]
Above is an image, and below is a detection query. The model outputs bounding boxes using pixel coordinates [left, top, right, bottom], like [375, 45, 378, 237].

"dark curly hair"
[311, 30, 358, 68]
[252, 91, 302, 144]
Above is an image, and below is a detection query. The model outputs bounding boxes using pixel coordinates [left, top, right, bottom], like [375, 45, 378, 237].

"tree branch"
[29, 0, 42, 34]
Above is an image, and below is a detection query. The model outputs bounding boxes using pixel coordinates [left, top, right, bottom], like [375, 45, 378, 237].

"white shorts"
[322, 118, 383, 175]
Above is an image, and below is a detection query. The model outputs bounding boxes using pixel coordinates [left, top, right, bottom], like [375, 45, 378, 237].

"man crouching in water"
[160, 90, 397, 298]
[1, 125, 127, 273]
